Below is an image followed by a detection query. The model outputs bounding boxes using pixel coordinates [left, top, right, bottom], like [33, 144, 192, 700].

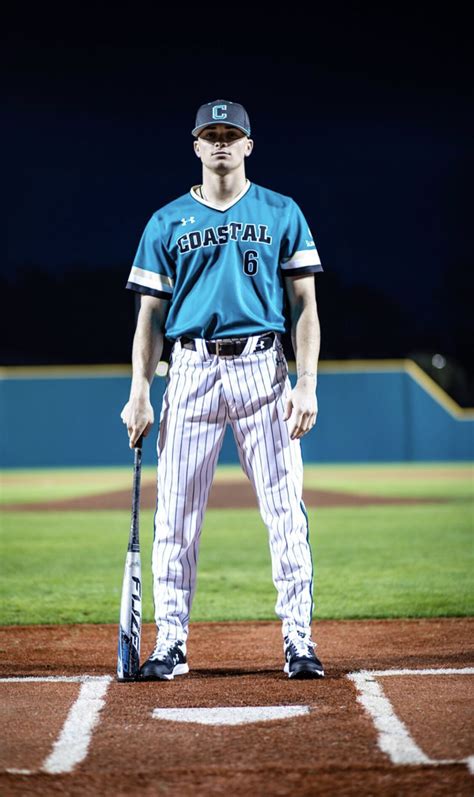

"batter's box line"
[0, 675, 112, 775]
[347, 667, 474, 775]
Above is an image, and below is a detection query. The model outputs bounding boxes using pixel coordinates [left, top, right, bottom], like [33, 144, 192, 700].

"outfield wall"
[0, 360, 472, 467]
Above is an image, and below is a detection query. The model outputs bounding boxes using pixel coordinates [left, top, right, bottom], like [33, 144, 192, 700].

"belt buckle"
[215, 339, 234, 357]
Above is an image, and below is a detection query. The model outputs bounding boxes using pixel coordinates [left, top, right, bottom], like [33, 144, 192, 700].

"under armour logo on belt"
[255, 338, 267, 351]
[181, 216, 196, 226]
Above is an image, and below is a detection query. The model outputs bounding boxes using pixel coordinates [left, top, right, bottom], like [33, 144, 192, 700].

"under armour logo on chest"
[181, 216, 196, 226]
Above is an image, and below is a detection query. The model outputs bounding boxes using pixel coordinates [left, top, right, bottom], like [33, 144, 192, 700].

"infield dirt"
[0, 618, 473, 796]
[2, 480, 450, 511]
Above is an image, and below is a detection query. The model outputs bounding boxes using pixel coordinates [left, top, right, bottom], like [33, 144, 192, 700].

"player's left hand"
[283, 378, 318, 439]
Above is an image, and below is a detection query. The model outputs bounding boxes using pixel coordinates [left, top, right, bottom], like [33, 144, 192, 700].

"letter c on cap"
[212, 105, 227, 120]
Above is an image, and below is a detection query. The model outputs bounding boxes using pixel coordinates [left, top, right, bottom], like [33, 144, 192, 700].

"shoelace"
[150, 640, 182, 661]
[287, 636, 316, 659]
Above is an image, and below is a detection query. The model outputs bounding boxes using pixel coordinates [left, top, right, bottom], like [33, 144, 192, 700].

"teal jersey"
[126, 181, 323, 340]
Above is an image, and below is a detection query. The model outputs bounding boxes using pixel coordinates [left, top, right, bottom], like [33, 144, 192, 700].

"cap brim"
[192, 123, 251, 137]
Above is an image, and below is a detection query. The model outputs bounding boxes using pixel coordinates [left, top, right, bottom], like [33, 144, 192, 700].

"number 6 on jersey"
[243, 249, 259, 275]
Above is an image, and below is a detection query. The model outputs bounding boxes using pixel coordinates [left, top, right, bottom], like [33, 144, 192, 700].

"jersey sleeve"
[125, 214, 175, 300]
[279, 200, 323, 277]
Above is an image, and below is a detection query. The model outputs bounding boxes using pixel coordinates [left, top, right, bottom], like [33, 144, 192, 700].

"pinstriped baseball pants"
[152, 334, 314, 644]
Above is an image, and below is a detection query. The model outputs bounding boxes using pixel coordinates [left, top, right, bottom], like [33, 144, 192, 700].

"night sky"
[4, 6, 473, 399]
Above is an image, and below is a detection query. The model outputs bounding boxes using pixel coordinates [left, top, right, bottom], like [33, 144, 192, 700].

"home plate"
[152, 705, 311, 726]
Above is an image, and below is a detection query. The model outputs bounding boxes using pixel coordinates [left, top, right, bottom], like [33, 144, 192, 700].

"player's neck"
[200, 169, 248, 207]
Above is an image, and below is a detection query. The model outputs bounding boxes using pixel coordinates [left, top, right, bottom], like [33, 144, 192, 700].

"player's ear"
[193, 140, 202, 159]
[245, 138, 254, 157]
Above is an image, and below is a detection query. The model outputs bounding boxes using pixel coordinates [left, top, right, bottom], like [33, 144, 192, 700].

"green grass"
[1, 501, 472, 625]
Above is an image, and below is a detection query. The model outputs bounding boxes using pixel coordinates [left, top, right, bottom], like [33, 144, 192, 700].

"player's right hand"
[120, 397, 154, 448]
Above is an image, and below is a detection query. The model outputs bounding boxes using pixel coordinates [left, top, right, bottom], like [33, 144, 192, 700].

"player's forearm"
[130, 305, 164, 396]
[291, 300, 321, 385]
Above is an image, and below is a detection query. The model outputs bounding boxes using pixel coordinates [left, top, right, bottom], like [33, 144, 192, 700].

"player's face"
[194, 124, 253, 173]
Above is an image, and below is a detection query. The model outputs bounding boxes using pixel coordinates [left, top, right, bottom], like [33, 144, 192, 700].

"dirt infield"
[0, 619, 473, 796]
[2, 480, 450, 511]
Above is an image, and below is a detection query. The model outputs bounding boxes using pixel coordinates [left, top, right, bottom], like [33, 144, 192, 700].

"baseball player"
[121, 99, 324, 680]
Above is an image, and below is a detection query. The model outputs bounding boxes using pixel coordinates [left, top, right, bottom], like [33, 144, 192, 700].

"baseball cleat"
[283, 633, 325, 679]
[139, 639, 189, 681]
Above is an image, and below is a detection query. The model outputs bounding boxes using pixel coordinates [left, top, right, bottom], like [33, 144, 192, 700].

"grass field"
[0, 463, 472, 625]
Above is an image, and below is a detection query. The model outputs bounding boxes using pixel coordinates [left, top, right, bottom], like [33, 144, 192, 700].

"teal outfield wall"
[0, 362, 472, 467]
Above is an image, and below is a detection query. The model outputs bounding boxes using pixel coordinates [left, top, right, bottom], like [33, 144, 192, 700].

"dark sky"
[3, 4, 473, 382]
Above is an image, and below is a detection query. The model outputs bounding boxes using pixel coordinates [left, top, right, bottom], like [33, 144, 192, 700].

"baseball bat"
[116, 435, 143, 681]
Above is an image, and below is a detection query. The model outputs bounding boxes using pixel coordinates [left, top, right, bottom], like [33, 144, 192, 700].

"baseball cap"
[192, 99, 251, 137]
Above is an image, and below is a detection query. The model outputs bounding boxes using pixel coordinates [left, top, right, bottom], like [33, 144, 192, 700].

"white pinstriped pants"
[152, 334, 314, 643]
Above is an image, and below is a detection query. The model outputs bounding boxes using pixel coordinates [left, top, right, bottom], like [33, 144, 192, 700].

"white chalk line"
[152, 705, 311, 726]
[42, 679, 111, 774]
[5, 768, 34, 775]
[0, 675, 112, 683]
[1, 675, 112, 775]
[347, 668, 473, 774]
[354, 668, 474, 678]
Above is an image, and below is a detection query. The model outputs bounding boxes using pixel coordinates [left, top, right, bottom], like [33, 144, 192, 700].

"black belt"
[180, 332, 276, 357]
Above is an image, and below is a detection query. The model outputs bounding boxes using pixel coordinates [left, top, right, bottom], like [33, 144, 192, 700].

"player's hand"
[283, 378, 318, 440]
[120, 396, 154, 448]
